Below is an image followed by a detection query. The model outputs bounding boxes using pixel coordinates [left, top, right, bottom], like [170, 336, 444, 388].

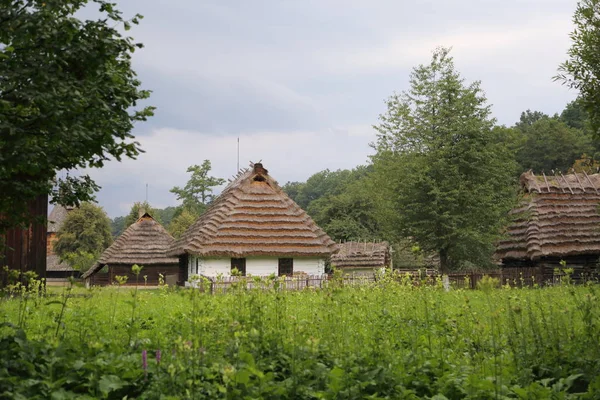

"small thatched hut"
[46, 205, 79, 279]
[168, 162, 338, 283]
[496, 170, 600, 282]
[82, 212, 179, 286]
[331, 241, 390, 275]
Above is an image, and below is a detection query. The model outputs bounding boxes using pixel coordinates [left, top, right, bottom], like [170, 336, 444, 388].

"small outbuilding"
[46, 205, 79, 279]
[82, 212, 179, 286]
[168, 162, 338, 283]
[496, 170, 600, 282]
[331, 241, 391, 275]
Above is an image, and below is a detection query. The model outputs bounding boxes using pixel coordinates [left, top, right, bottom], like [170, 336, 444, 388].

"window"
[278, 258, 293, 277]
[231, 258, 246, 276]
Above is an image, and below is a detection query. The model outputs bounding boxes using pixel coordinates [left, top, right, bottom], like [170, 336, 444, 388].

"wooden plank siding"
[0, 194, 48, 285]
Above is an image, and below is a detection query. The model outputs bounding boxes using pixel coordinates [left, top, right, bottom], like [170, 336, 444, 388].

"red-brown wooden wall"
[1, 194, 48, 285]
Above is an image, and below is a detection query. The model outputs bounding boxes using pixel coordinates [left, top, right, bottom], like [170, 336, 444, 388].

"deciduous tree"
[54, 203, 112, 269]
[170, 161, 225, 215]
[515, 118, 594, 173]
[168, 208, 198, 239]
[0, 0, 153, 232]
[557, 0, 600, 136]
[372, 47, 519, 272]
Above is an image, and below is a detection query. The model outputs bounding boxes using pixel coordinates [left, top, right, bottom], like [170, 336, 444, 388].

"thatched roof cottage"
[496, 170, 600, 282]
[168, 162, 338, 283]
[331, 241, 390, 275]
[83, 212, 179, 286]
[46, 204, 77, 279]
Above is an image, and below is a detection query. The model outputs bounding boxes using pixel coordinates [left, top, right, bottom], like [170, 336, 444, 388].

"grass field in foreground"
[1, 275, 599, 399]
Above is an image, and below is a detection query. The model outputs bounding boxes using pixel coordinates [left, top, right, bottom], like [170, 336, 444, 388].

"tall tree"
[54, 202, 112, 269]
[515, 118, 594, 173]
[515, 110, 550, 131]
[0, 1, 153, 232]
[170, 161, 225, 215]
[305, 166, 380, 242]
[372, 47, 519, 272]
[560, 99, 590, 131]
[557, 0, 600, 136]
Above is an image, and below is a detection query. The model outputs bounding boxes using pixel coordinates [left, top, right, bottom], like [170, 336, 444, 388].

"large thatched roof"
[47, 205, 74, 233]
[82, 213, 178, 279]
[331, 241, 390, 269]
[496, 170, 600, 262]
[169, 162, 338, 258]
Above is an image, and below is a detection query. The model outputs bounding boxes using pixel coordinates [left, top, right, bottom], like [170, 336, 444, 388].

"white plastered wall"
[186, 255, 326, 282]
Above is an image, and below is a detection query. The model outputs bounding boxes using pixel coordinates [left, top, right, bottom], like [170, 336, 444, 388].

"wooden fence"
[185, 266, 578, 294]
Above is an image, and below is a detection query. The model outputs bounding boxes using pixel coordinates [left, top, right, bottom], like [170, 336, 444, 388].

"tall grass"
[1, 274, 599, 398]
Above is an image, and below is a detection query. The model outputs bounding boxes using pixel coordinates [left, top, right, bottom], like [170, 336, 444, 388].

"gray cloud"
[75, 0, 578, 217]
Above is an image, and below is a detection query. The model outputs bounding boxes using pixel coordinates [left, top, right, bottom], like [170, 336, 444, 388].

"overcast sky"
[75, 0, 579, 218]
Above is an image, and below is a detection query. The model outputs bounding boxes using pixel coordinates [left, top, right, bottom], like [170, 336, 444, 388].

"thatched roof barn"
[496, 170, 600, 281]
[170, 162, 338, 280]
[83, 212, 179, 286]
[331, 241, 390, 274]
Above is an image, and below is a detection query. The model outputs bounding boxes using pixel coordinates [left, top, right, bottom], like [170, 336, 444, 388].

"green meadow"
[1, 275, 599, 399]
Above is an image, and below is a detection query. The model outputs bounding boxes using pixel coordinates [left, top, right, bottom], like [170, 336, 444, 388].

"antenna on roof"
[145, 183, 148, 203]
[237, 137, 240, 172]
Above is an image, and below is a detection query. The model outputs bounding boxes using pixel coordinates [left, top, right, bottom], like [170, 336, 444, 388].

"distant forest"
[110, 97, 596, 270]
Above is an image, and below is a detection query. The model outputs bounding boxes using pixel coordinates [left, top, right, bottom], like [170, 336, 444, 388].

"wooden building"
[82, 212, 179, 286]
[331, 241, 390, 275]
[46, 205, 79, 279]
[168, 162, 338, 284]
[496, 170, 600, 282]
[0, 194, 48, 285]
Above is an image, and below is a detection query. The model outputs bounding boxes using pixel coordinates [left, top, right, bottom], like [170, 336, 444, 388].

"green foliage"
[2, 283, 600, 398]
[283, 166, 381, 242]
[372, 47, 519, 271]
[0, 0, 154, 232]
[110, 215, 127, 238]
[561, 99, 591, 131]
[557, 0, 600, 137]
[167, 208, 198, 239]
[515, 109, 550, 132]
[54, 203, 112, 267]
[123, 201, 162, 229]
[515, 117, 595, 173]
[152, 206, 177, 228]
[170, 160, 225, 216]
[60, 251, 97, 273]
[283, 169, 352, 210]
[112, 206, 177, 238]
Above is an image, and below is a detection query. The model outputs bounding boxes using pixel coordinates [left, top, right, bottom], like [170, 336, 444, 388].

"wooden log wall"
[0, 194, 48, 286]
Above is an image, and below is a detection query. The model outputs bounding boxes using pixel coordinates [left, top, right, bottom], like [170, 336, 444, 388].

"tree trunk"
[439, 248, 449, 274]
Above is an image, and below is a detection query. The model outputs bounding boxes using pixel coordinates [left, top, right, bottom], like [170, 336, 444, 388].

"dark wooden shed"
[0, 194, 48, 285]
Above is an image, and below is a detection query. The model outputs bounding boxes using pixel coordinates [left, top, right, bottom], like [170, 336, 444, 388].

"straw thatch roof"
[82, 213, 178, 279]
[169, 162, 338, 258]
[47, 205, 74, 233]
[331, 241, 390, 269]
[46, 254, 74, 272]
[496, 170, 600, 262]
